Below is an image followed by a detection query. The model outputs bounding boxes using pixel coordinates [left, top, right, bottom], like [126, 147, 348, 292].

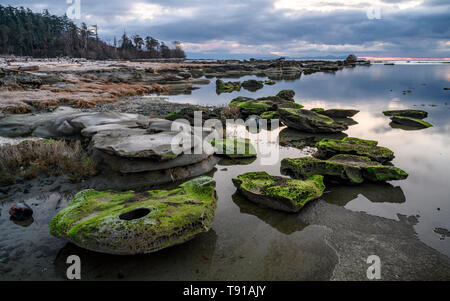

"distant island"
[0, 5, 185, 59]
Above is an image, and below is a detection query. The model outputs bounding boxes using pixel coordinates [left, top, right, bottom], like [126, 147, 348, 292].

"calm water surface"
[1, 64, 449, 280]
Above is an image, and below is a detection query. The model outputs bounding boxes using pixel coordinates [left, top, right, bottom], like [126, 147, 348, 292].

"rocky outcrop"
[242, 79, 264, 92]
[279, 108, 349, 133]
[315, 137, 395, 163]
[229, 97, 275, 117]
[390, 116, 433, 129]
[216, 79, 241, 94]
[50, 177, 217, 255]
[229, 92, 303, 119]
[0, 106, 149, 139]
[281, 155, 408, 185]
[165, 106, 224, 126]
[383, 110, 428, 119]
[312, 108, 359, 118]
[232, 172, 325, 212]
[279, 128, 347, 149]
[276, 90, 295, 101]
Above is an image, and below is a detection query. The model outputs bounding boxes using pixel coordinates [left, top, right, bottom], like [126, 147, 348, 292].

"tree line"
[0, 5, 186, 59]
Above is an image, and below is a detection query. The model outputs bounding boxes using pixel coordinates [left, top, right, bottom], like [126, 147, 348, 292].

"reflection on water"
[232, 193, 308, 234]
[389, 121, 429, 131]
[322, 183, 406, 206]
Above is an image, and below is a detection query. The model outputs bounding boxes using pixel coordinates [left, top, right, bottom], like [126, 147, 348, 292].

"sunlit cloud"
[273, 0, 423, 13]
[116, 2, 197, 23]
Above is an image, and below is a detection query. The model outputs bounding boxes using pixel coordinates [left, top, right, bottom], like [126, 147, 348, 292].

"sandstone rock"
[315, 137, 395, 163]
[242, 79, 264, 92]
[276, 90, 295, 101]
[50, 177, 217, 255]
[91, 128, 201, 160]
[93, 149, 211, 173]
[281, 154, 408, 185]
[319, 109, 360, 118]
[279, 108, 349, 133]
[383, 110, 428, 119]
[390, 116, 433, 129]
[232, 172, 325, 212]
[216, 79, 241, 94]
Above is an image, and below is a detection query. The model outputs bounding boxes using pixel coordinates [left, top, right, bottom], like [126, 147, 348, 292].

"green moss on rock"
[281, 155, 408, 185]
[279, 108, 349, 133]
[49, 177, 217, 255]
[276, 90, 295, 100]
[210, 138, 257, 158]
[216, 79, 241, 94]
[383, 110, 428, 119]
[232, 171, 325, 212]
[260, 111, 279, 119]
[390, 116, 433, 129]
[315, 137, 395, 163]
[242, 79, 264, 92]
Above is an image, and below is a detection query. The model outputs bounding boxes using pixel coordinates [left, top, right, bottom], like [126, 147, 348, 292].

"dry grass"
[0, 81, 167, 113]
[0, 140, 98, 186]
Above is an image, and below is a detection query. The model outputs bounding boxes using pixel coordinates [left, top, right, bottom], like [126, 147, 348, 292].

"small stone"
[9, 203, 33, 221]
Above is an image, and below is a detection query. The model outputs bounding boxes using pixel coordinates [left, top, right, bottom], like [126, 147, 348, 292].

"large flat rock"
[50, 177, 217, 255]
[279, 108, 349, 133]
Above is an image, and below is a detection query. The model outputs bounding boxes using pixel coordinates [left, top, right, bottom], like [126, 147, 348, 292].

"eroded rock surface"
[50, 177, 217, 255]
[315, 137, 395, 163]
[279, 108, 349, 133]
[232, 172, 325, 212]
[281, 155, 408, 184]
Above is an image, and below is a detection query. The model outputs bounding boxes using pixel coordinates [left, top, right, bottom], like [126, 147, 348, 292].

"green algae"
[281, 154, 408, 185]
[315, 137, 395, 163]
[210, 138, 257, 158]
[383, 110, 428, 119]
[390, 116, 433, 128]
[216, 79, 241, 94]
[232, 171, 325, 212]
[276, 90, 295, 100]
[260, 111, 279, 119]
[49, 177, 217, 255]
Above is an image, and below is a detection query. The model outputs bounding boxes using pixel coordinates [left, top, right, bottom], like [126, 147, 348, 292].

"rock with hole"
[49, 177, 217, 255]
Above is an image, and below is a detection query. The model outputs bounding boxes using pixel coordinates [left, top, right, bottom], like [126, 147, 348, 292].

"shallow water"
[171, 64, 450, 256]
[1, 64, 449, 280]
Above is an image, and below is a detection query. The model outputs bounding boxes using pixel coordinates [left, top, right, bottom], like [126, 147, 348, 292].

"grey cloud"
[1, 0, 449, 58]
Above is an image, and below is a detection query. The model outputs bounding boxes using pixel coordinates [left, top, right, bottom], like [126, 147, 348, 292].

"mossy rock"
[311, 108, 325, 113]
[315, 137, 395, 163]
[260, 111, 279, 120]
[383, 110, 428, 119]
[210, 138, 257, 158]
[279, 108, 349, 133]
[390, 116, 433, 129]
[281, 155, 408, 185]
[49, 177, 217, 255]
[264, 80, 276, 85]
[257, 96, 303, 109]
[311, 108, 359, 118]
[232, 172, 325, 212]
[216, 79, 241, 94]
[276, 90, 295, 100]
[242, 79, 264, 92]
[229, 97, 275, 117]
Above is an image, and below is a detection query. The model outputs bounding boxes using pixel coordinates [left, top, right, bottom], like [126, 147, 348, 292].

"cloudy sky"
[2, 0, 450, 59]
